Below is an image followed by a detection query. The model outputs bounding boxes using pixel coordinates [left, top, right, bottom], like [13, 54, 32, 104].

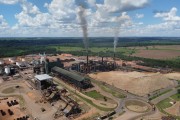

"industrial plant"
[0, 1, 180, 120]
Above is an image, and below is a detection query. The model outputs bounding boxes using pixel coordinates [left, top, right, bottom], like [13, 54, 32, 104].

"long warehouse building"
[52, 66, 92, 90]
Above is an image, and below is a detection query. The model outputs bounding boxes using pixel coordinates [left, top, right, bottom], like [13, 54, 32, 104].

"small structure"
[16, 62, 28, 69]
[0, 60, 4, 65]
[9, 57, 16, 64]
[34, 74, 53, 90]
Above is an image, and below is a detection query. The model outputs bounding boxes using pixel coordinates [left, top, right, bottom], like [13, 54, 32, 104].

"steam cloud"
[78, 6, 89, 52]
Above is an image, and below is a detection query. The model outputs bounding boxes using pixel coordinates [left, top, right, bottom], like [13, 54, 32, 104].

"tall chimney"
[113, 53, 115, 61]
[113, 53, 116, 69]
[86, 52, 89, 73]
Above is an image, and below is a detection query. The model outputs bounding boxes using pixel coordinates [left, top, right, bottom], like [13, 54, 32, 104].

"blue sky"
[0, 0, 180, 37]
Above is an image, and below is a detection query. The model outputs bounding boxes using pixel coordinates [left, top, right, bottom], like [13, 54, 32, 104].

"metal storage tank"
[21, 58, 26, 62]
[5, 66, 10, 75]
[16, 62, 20, 66]
[0, 60, 4, 65]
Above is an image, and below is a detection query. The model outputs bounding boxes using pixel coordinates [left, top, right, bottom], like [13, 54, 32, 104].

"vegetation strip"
[54, 79, 115, 111]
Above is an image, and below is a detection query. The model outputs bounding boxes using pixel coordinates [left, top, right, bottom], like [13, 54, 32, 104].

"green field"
[51, 46, 136, 56]
[84, 90, 105, 100]
[99, 84, 126, 98]
[157, 98, 173, 109]
[171, 93, 180, 101]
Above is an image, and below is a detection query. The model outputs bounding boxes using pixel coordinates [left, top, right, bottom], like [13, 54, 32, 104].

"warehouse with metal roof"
[34, 74, 53, 90]
[52, 66, 92, 89]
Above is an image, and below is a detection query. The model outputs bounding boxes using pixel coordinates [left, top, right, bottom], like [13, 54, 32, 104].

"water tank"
[16, 62, 20, 66]
[0, 60, 4, 65]
[5, 67, 10, 75]
[22, 58, 26, 62]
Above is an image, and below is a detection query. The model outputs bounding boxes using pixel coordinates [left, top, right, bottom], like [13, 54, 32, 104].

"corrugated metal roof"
[52, 66, 85, 82]
[35, 74, 52, 81]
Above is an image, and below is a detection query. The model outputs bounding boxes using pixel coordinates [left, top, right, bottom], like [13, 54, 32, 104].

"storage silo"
[5, 66, 10, 75]
[21, 58, 26, 62]
[0, 60, 4, 65]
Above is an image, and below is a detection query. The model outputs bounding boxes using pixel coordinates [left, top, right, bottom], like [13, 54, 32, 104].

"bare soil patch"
[0, 97, 29, 120]
[125, 100, 150, 113]
[165, 73, 180, 80]
[2, 87, 15, 94]
[165, 102, 180, 116]
[132, 50, 180, 59]
[89, 71, 174, 96]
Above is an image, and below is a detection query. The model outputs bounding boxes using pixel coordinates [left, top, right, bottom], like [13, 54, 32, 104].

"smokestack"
[87, 52, 89, 66]
[113, 28, 119, 69]
[113, 53, 115, 61]
[77, 5, 89, 73]
[86, 52, 89, 73]
[102, 57, 104, 64]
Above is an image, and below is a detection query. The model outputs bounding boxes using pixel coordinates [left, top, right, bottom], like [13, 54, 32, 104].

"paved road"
[129, 108, 157, 120]
[151, 88, 178, 104]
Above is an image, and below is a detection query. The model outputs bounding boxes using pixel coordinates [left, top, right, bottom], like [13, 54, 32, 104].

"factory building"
[46, 58, 64, 73]
[71, 58, 117, 73]
[52, 66, 92, 90]
[33, 58, 64, 74]
[34, 74, 53, 90]
[4, 66, 16, 76]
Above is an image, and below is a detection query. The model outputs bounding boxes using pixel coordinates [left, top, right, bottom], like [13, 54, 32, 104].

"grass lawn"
[157, 98, 173, 109]
[54, 79, 115, 111]
[171, 93, 180, 101]
[76, 91, 115, 111]
[84, 90, 105, 100]
[156, 97, 180, 119]
[100, 84, 126, 98]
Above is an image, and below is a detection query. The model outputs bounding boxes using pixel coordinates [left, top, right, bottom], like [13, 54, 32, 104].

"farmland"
[131, 45, 180, 59]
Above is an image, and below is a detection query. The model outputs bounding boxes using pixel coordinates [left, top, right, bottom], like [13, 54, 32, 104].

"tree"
[178, 89, 180, 94]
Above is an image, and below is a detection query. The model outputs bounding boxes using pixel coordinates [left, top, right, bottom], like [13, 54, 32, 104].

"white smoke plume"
[113, 12, 129, 53]
[114, 28, 119, 53]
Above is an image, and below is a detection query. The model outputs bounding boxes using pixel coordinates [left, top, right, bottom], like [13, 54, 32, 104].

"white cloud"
[2, 0, 180, 37]
[97, 0, 149, 13]
[45, 0, 77, 21]
[0, 15, 8, 27]
[90, 0, 148, 29]
[0, 0, 19, 4]
[136, 14, 144, 18]
[0, 15, 10, 36]
[154, 7, 180, 21]
[15, 0, 51, 27]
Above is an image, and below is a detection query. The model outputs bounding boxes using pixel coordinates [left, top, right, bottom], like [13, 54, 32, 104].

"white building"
[34, 74, 53, 90]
